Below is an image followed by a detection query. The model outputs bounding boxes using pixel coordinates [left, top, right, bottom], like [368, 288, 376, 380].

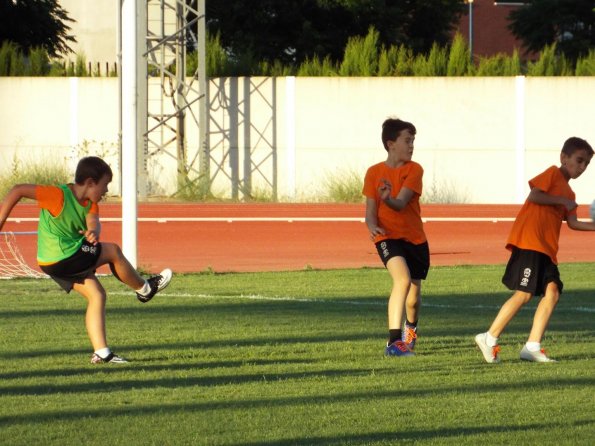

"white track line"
[9, 217, 594, 223]
[3, 216, 515, 223]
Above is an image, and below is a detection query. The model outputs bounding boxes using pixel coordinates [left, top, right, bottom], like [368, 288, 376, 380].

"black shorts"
[375, 239, 430, 280]
[501, 247, 563, 296]
[39, 241, 102, 293]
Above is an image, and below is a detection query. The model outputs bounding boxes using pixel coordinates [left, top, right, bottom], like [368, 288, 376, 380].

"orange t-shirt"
[362, 161, 426, 244]
[36, 185, 98, 216]
[506, 165, 576, 264]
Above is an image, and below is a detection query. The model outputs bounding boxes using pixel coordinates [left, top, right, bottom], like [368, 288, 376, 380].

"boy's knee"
[79, 288, 107, 303]
[515, 291, 533, 305]
[545, 283, 560, 303]
[104, 242, 124, 260]
[391, 280, 411, 293]
[112, 243, 124, 257]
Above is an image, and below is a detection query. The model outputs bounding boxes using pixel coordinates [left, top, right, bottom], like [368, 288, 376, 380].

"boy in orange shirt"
[0, 156, 172, 364]
[475, 137, 594, 363]
[363, 118, 429, 357]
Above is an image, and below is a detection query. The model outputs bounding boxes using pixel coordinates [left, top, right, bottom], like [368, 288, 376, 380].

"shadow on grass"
[0, 330, 381, 360]
[240, 419, 594, 445]
[0, 366, 392, 397]
[0, 381, 593, 426]
[0, 357, 314, 380]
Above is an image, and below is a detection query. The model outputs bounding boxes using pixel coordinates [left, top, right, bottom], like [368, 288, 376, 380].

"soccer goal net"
[0, 232, 46, 279]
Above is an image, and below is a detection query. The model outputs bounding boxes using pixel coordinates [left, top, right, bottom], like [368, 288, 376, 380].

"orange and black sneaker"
[403, 324, 417, 350]
[474, 333, 501, 363]
[385, 340, 414, 357]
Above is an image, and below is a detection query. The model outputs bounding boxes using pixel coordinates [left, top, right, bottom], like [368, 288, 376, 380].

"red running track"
[3, 203, 594, 274]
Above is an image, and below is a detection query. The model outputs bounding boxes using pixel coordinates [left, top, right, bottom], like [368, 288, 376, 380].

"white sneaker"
[520, 345, 557, 363]
[137, 268, 173, 303]
[475, 333, 501, 364]
[91, 352, 128, 364]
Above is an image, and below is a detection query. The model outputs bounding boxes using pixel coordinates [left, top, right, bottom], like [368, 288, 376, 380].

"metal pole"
[117, 1, 122, 196]
[515, 75, 526, 204]
[176, 0, 187, 190]
[121, 0, 138, 267]
[197, 0, 209, 184]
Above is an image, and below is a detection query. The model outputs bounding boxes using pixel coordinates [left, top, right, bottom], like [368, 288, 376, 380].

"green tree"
[508, 0, 595, 62]
[0, 0, 75, 57]
[203, 0, 465, 74]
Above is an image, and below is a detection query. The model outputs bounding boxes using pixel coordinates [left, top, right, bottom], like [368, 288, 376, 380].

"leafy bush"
[173, 175, 219, 201]
[258, 60, 293, 76]
[422, 176, 470, 204]
[575, 49, 595, 76]
[394, 45, 414, 76]
[3, 29, 595, 78]
[339, 27, 380, 76]
[447, 34, 471, 76]
[412, 43, 448, 76]
[204, 32, 229, 77]
[0, 42, 59, 76]
[0, 155, 70, 199]
[377, 46, 395, 76]
[321, 169, 364, 203]
[526, 43, 573, 76]
[243, 185, 276, 202]
[476, 50, 522, 76]
[297, 56, 337, 76]
[0, 42, 18, 75]
[28, 47, 51, 75]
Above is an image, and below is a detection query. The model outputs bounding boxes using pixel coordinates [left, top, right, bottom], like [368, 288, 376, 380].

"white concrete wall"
[59, 0, 118, 73]
[0, 77, 120, 187]
[1, 77, 594, 204]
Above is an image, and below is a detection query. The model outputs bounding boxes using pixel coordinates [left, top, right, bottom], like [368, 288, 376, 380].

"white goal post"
[0, 232, 47, 279]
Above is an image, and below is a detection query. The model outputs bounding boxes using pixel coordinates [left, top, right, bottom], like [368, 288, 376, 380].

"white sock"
[95, 347, 112, 359]
[135, 280, 150, 296]
[525, 341, 541, 352]
[485, 331, 498, 347]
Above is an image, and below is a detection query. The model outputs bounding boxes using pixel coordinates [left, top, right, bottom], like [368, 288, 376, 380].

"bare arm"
[528, 187, 594, 230]
[383, 186, 415, 212]
[566, 214, 595, 231]
[528, 187, 577, 212]
[81, 212, 102, 245]
[365, 197, 385, 238]
[0, 184, 37, 232]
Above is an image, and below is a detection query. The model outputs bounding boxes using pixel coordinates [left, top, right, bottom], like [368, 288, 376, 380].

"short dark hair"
[381, 118, 416, 151]
[74, 156, 113, 185]
[561, 137, 593, 157]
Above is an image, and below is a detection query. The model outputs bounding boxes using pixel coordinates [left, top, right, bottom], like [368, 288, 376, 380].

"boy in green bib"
[0, 156, 172, 364]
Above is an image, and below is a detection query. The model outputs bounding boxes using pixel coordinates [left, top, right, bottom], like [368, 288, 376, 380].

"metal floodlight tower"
[145, 0, 208, 195]
[120, 0, 207, 266]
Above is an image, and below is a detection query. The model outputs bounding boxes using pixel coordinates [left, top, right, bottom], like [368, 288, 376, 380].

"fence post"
[515, 75, 526, 204]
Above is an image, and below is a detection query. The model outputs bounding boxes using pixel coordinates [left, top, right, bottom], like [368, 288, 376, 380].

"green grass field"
[1, 264, 593, 445]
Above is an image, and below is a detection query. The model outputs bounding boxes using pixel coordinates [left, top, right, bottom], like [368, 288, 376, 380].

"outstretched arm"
[527, 187, 594, 231]
[0, 184, 37, 232]
[566, 214, 595, 231]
